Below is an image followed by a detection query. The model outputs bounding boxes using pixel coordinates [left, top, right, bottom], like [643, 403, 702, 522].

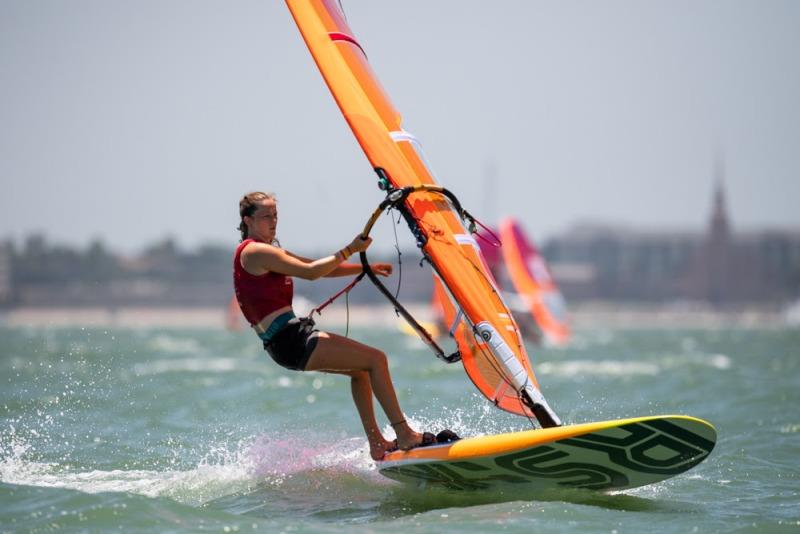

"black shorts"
[263, 316, 320, 371]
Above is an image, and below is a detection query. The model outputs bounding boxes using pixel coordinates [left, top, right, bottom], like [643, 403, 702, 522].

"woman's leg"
[325, 369, 392, 460]
[305, 331, 422, 454]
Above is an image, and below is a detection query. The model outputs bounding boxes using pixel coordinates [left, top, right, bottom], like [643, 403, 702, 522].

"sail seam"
[328, 32, 367, 56]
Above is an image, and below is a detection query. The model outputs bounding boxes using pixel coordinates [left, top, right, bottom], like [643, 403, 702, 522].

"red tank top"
[233, 239, 294, 325]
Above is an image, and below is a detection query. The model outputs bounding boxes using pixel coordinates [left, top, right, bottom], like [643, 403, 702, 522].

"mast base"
[521, 389, 562, 428]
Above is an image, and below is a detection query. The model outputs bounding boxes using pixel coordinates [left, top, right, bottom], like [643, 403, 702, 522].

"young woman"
[233, 191, 426, 460]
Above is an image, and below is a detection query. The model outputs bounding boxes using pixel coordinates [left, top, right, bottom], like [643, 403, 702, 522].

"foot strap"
[390, 419, 406, 428]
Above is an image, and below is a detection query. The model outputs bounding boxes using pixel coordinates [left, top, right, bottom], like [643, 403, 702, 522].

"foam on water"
[2, 413, 529, 510]
[538, 360, 661, 377]
[0, 435, 256, 506]
[0, 429, 387, 509]
[146, 334, 204, 355]
[131, 357, 265, 376]
[245, 434, 377, 483]
[538, 352, 733, 378]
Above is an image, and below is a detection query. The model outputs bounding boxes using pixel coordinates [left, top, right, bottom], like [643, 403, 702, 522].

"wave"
[538, 360, 661, 377]
[147, 334, 205, 355]
[538, 353, 732, 377]
[1, 437, 254, 507]
[131, 357, 265, 376]
[0, 431, 378, 508]
[660, 353, 732, 371]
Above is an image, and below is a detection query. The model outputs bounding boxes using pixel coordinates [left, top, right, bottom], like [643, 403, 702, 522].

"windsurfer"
[233, 191, 427, 460]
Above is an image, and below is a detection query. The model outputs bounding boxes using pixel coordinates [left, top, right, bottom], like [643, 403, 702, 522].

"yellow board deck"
[378, 415, 716, 491]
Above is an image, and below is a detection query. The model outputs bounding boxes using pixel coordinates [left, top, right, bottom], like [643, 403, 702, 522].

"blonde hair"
[238, 191, 276, 241]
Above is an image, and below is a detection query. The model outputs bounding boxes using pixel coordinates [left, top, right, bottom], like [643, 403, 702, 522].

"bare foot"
[369, 438, 396, 461]
[395, 426, 423, 451]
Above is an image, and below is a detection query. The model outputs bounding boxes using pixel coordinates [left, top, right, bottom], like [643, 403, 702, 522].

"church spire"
[709, 156, 730, 240]
[705, 155, 732, 304]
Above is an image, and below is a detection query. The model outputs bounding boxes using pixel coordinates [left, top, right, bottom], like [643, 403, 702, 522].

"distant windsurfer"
[233, 191, 429, 460]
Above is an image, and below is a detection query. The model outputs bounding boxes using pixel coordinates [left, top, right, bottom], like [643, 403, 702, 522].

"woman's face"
[249, 199, 278, 242]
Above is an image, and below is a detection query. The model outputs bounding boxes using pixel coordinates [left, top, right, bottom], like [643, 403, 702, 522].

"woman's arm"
[240, 235, 373, 280]
[329, 262, 392, 277]
[283, 251, 392, 278]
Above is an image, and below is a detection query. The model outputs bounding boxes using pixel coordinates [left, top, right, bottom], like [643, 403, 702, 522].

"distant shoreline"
[1, 302, 793, 330]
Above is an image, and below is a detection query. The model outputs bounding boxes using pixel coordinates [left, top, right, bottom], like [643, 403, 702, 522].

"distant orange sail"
[286, 0, 559, 426]
[471, 226, 545, 345]
[499, 218, 571, 345]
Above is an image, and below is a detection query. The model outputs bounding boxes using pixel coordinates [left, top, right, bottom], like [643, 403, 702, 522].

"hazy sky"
[1, 1, 798, 254]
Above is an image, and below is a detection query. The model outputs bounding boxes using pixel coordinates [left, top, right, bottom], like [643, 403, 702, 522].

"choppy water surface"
[1, 323, 798, 532]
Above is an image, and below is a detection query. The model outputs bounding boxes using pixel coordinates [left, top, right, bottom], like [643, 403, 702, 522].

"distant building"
[4, 162, 798, 308]
[544, 166, 800, 305]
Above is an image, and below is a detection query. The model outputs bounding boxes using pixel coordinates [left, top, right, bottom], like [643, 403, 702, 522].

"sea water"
[1, 322, 798, 532]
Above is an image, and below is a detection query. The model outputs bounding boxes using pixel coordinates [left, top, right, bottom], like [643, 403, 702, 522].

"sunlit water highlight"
[1, 324, 799, 532]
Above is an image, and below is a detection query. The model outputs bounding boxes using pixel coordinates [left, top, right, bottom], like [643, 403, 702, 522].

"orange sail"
[286, 0, 559, 426]
[499, 218, 571, 345]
